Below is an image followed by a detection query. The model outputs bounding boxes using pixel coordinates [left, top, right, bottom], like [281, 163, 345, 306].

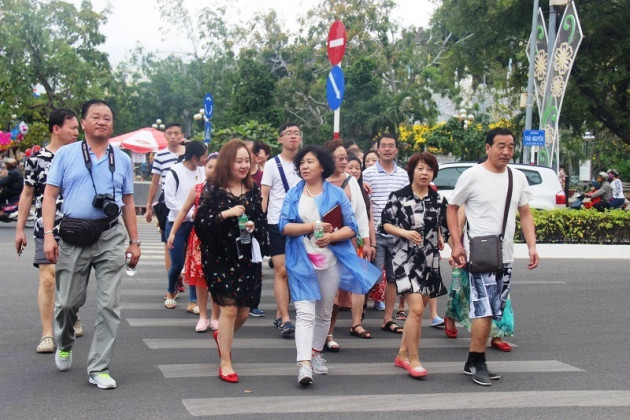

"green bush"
[515, 209, 630, 244]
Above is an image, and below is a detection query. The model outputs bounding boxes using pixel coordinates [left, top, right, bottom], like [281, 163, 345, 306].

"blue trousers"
[165, 221, 197, 302]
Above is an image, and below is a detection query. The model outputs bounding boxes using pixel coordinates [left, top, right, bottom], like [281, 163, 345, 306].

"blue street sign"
[204, 120, 212, 143]
[523, 129, 546, 147]
[326, 66, 345, 111]
[203, 93, 214, 119]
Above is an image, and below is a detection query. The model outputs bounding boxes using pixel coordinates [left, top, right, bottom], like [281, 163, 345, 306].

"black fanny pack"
[58, 216, 118, 246]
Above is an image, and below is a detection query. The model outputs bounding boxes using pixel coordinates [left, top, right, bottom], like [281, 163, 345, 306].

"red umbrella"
[109, 128, 167, 153]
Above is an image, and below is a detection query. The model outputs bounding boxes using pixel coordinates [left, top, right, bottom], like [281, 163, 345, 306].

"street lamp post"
[151, 119, 165, 130]
[454, 108, 475, 129]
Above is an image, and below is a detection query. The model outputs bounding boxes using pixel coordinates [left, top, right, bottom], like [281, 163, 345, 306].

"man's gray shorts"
[468, 263, 512, 321]
[33, 236, 54, 267]
[373, 233, 395, 283]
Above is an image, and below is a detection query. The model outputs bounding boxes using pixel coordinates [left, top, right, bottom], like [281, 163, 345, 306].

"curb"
[441, 244, 630, 260]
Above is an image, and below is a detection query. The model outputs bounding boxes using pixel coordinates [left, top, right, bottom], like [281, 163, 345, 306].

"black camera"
[92, 193, 119, 217]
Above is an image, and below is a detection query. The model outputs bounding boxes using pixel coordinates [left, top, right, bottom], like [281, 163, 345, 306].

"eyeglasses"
[281, 130, 301, 137]
[334, 156, 348, 162]
[379, 143, 397, 149]
[87, 115, 113, 123]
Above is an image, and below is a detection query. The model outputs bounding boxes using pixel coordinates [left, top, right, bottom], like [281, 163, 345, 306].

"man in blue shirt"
[43, 100, 141, 389]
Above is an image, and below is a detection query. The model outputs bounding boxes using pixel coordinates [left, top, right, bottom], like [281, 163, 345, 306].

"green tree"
[0, 0, 112, 124]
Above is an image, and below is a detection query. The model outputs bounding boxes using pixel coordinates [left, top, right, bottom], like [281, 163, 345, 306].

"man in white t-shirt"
[261, 123, 302, 336]
[447, 128, 539, 387]
[145, 123, 186, 279]
[163, 141, 208, 312]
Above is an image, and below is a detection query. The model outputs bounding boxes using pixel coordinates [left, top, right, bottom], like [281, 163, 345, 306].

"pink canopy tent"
[109, 127, 167, 153]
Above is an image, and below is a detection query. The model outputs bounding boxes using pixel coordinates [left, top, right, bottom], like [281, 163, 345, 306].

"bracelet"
[44, 230, 54, 235]
[311, 222, 315, 233]
[370, 244, 376, 248]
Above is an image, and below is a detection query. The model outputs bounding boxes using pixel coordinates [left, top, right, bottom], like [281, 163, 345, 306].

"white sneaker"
[89, 372, 117, 389]
[297, 362, 313, 385]
[311, 352, 328, 375]
[55, 349, 72, 371]
[74, 319, 83, 337]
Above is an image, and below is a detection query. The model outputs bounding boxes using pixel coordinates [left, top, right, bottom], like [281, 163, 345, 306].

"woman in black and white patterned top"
[381, 151, 449, 379]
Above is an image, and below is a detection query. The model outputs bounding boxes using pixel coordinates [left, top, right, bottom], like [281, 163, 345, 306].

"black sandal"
[381, 320, 403, 334]
[350, 325, 372, 339]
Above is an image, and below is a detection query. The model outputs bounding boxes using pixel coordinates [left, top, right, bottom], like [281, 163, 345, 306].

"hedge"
[515, 209, 630, 244]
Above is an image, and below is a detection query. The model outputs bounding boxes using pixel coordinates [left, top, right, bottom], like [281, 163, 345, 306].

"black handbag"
[152, 191, 169, 231]
[467, 167, 512, 274]
[58, 216, 116, 246]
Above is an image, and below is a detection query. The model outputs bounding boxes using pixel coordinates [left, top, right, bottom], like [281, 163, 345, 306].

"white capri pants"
[294, 263, 341, 361]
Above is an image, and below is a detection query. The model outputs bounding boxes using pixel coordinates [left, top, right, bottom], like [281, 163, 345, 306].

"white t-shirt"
[262, 155, 300, 224]
[164, 162, 205, 222]
[449, 164, 533, 263]
[345, 175, 370, 239]
[299, 194, 336, 270]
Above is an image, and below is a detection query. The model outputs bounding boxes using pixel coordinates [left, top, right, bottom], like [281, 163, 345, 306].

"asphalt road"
[1, 218, 629, 419]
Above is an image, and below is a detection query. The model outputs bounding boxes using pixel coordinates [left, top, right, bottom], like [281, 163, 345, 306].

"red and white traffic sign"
[327, 20, 347, 66]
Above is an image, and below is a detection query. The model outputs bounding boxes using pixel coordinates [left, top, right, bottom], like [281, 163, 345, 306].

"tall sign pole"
[327, 21, 347, 139]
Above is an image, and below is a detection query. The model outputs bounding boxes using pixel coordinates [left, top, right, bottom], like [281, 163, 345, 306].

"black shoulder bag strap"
[500, 167, 514, 239]
[275, 156, 290, 193]
[168, 168, 180, 192]
[340, 175, 351, 190]
[81, 140, 116, 203]
[467, 166, 513, 239]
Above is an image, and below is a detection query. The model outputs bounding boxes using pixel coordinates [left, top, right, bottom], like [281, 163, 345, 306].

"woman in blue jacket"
[279, 145, 381, 386]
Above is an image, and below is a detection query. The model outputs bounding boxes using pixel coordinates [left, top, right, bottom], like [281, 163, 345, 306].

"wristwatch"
[129, 240, 142, 246]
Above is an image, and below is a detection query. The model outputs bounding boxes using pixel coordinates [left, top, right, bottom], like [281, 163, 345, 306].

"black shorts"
[267, 224, 286, 257]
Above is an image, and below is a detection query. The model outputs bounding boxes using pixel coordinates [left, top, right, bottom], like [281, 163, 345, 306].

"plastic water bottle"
[313, 220, 324, 244]
[125, 253, 136, 276]
[238, 213, 251, 244]
[451, 267, 461, 291]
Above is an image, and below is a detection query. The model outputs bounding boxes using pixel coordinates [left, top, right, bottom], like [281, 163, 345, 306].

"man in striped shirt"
[363, 134, 409, 333]
[145, 123, 186, 275]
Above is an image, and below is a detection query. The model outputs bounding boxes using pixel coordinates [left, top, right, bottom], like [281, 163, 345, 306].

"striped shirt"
[363, 160, 409, 227]
[151, 149, 182, 187]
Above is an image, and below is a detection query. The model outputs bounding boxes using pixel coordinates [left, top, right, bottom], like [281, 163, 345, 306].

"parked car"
[433, 162, 566, 210]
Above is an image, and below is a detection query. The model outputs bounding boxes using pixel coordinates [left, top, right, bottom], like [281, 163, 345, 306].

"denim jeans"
[165, 221, 197, 302]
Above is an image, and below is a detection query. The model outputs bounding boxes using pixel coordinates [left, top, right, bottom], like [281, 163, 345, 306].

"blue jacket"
[279, 180, 382, 301]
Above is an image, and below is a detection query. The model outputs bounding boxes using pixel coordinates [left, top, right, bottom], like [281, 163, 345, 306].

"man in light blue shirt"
[43, 99, 141, 390]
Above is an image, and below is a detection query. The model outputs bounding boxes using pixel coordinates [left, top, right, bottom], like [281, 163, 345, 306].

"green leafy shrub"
[515, 209, 630, 244]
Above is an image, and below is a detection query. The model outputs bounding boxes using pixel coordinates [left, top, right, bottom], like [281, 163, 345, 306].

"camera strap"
[81, 140, 116, 201]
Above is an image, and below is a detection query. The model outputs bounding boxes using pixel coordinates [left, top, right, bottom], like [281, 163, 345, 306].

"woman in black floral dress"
[194, 139, 267, 384]
[381, 151, 449, 379]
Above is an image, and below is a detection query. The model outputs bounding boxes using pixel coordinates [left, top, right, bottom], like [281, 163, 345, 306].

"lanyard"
[81, 140, 116, 200]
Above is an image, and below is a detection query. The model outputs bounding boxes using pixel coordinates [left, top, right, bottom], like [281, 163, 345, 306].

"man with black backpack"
[145, 123, 186, 285]
[261, 123, 302, 337]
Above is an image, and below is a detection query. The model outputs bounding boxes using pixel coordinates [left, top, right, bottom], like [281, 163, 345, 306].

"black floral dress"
[194, 183, 268, 307]
[380, 185, 449, 297]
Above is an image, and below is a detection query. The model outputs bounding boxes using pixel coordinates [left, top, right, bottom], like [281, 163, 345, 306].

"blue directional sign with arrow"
[204, 121, 212, 144]
[203, 93, 214, 119]
[326, 66, 345, 111]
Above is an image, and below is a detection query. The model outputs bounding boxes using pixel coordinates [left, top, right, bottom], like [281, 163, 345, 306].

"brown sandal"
[350, 324, 372, 339]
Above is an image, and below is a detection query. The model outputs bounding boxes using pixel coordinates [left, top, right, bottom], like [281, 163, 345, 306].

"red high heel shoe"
[218, 368, 239, 383]
[491, 340, 512, 352]
[444, 317, 458, 338]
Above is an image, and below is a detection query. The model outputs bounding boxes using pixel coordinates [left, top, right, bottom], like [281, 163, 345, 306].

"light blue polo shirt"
[47, 141, 134, 220]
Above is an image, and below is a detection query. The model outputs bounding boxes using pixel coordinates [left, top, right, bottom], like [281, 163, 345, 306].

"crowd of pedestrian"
[15, 100, 628, 391]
